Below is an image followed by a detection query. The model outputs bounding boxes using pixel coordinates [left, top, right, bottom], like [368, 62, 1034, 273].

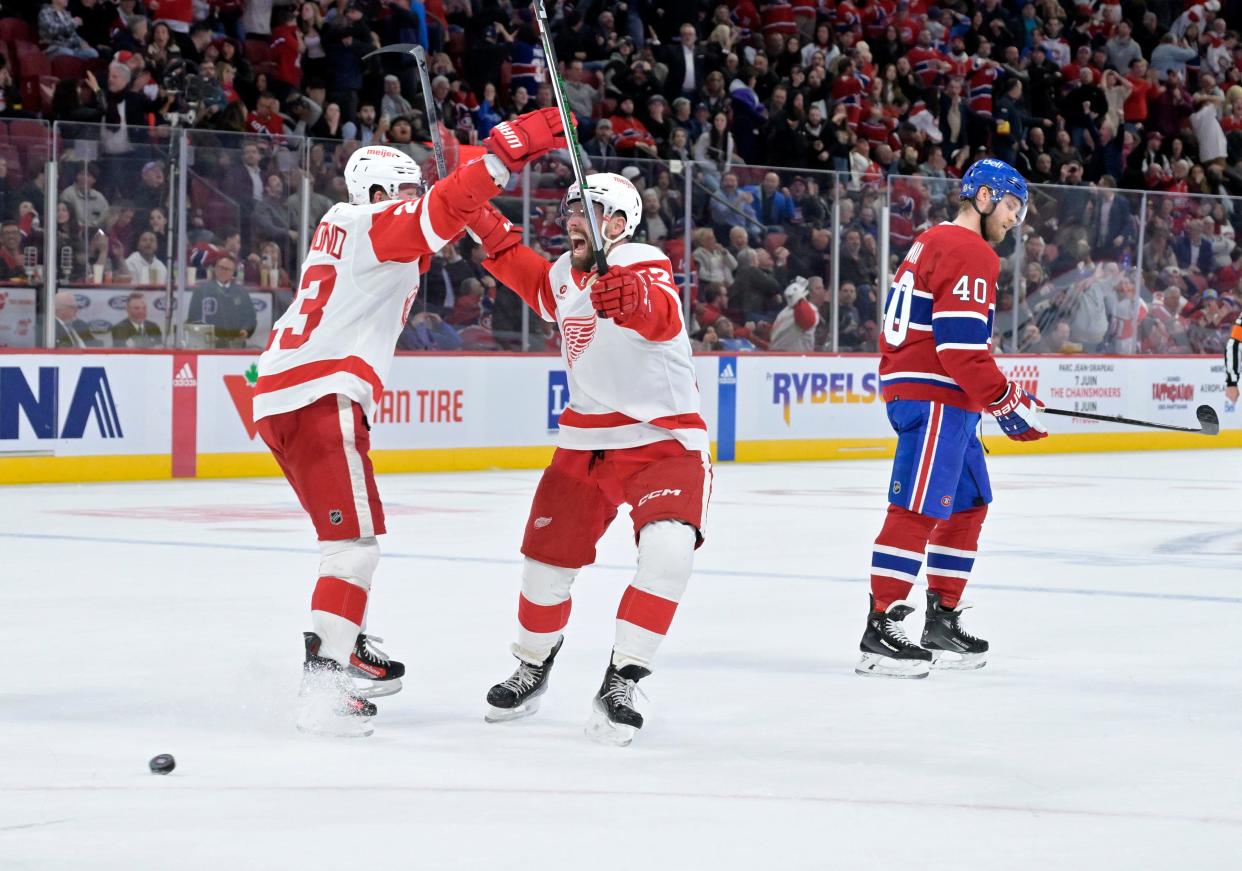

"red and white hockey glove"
[590, 265, 642, 322]
[465, 202, 521, 257]
[484, 107, 570, 173]
[987, 381, 1048, 441]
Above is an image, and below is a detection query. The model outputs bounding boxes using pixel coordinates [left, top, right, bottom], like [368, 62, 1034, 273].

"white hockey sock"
[311, 537, 379, 665]
[613, 521, 696, 670]
[515, 558, 578, 664]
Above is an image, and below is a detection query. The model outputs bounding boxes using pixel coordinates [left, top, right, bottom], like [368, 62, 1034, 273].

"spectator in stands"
[691, 227, 737, 288]
[53, 291, 101, 348]
[60, 163, 109, 228]
[225, 142, 265, 208]
[1175, 219, 1215, 274]
[187, 254, 256, 348]
[0, 221, 26, 282]
[397, 311, 462, 351]
[39, 0, 100, 59]
[380, 75, 414, 122]
[770, 276, 825, 352]
[1090, 177, 1134, 260]
[253, 174, 296, 261]
[124, 231, 167, 286]
[731, 247, 782, 321]
[584, 119, 619, 174]
[742, 172, 794, 226]
[838, 229, 877, 288]
[245, 239, 291, 289]
[110, 292, 163, 348]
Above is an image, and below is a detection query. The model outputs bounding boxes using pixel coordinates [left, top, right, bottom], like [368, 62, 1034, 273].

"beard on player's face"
[568, 223, 595, 270]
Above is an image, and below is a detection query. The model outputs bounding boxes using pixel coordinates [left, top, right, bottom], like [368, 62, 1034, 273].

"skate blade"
[484, 695, 541, 723]
[930, 650, 987, 670]
[353, 677, 403, 699]
[855, 652, 930, 679]
[584, 705, 637, 747]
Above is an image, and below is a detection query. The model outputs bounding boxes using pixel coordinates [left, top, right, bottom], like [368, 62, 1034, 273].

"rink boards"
[0, 350, 1238, 483]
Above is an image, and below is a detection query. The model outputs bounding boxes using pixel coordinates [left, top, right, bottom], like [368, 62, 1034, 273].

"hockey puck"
[148, 754, 176, 775]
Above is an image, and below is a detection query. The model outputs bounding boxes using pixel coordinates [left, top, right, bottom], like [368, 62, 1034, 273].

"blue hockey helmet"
[959, 158, 1028, 224]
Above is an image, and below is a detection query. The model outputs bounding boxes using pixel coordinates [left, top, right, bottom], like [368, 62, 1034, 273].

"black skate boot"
[299, 632, 377, 737]
[584, 657, 651, 747]
[922, 591, 989, 670]
[347, 634, 405, 698]
[484, 637, 563, 723]
[855, 596, 933, 679]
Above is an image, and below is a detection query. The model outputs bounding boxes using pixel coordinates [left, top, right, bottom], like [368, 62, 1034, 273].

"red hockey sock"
[926, 505, 987, 609]
[870, 504, 937, 612]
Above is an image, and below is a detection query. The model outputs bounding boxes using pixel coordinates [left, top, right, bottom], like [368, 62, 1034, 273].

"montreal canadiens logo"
[561, 315, 597, 367]
[941, 495, 953, 507]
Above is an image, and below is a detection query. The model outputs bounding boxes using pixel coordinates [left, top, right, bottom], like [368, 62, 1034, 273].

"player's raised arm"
[467, 202, 559, 318]
[368, 108, 568, 264]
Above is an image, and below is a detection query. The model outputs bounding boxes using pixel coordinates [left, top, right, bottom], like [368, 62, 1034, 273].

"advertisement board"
[0, 288, 37, 348]
[1, 350, 1238, 484]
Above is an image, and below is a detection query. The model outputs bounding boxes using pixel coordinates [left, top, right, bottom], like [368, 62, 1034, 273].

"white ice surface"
[2, 451, 1240, 869]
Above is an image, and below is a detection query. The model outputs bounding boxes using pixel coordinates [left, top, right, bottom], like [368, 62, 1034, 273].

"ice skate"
[922, 591, 988, 670]
[584, 659, 650, 747]
[855, 596, 933, 679]
[347, 633, 405, 698]
[298, 632, 377, 737]
[485, 638, 562, 723]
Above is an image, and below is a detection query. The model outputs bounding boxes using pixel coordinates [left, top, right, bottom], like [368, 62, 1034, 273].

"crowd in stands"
[1, 0, 1240, 354]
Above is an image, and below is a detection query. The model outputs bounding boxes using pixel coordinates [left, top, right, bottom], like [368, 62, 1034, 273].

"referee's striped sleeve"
[1225, 314, 1242, 387]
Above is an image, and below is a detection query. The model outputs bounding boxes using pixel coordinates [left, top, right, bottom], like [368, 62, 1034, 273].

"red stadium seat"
[15, 40, 50, 81]
[50, 55, 89, 81]
[8, 118, 48, 143]
[0, 18, 34, 48]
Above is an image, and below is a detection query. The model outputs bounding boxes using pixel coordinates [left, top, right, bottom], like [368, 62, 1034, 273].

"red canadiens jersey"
[254, 159, 497, 422]
[481, 241, 706, 453]
[878, 223, 1007, 412]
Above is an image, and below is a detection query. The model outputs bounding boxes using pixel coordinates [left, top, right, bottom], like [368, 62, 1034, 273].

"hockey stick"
[531, 0, 609, 276]
[362, 43, 447, 180]
[1043, 404, 1220, 436]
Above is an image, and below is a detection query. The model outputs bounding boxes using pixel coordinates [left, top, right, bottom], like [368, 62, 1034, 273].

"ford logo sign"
[109, 295, 130, 310]
[251, 299, 268, 312]
[75, 294, 91, 309]
[89, 319, 111, 334]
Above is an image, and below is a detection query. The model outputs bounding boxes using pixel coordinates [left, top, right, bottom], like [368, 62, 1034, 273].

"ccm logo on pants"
[638, 488, 682, 507]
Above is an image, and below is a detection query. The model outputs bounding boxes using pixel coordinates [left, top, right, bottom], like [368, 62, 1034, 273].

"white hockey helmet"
[562, 172, 642, 243]
[784, 276, 810, 306]
[344, 145, 424, 205]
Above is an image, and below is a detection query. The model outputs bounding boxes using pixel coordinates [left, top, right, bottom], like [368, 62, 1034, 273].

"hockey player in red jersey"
[465, 173, 711, 746]
[857, 158, 1046, 679]
[253, 109, 568, 736]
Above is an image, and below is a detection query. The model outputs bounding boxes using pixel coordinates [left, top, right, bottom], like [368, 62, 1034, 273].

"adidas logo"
[172, 363, 196, 387]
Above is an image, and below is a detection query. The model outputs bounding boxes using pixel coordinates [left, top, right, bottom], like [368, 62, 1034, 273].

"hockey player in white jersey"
[466, 172, 712, 746]
[252, 109, 568, 736]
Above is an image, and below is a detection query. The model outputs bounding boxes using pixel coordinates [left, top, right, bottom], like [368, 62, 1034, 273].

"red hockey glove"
[987, 381, 1048, 441]
[465, 202, 521, 257]
[590, 265, 642, 321]
[484, 107, 571, 173]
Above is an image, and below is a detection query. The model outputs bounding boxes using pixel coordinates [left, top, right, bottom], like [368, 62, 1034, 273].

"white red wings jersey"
[878, 222, 1008, 412]
[483, 241, 706, 453]
[254, 180, 473, 421]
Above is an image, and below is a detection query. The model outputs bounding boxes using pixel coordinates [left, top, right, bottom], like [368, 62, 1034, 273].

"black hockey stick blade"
[362, 43, 421, 61]
[1044, 404, 1220, 436]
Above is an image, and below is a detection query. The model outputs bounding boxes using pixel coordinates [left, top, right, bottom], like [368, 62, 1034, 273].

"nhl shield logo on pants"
[329, 509, 344, 525]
